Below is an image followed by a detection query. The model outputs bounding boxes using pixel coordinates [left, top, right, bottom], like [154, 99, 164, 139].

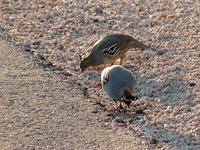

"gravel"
[1, 0, 199, 149]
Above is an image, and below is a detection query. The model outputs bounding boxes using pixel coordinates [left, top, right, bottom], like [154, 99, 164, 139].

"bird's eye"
[103, 74, 109, 85]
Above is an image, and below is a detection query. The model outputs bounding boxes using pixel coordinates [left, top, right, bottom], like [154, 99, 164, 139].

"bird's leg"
[123, 100, 132, 108]
[119, 58, 123, 65]
[118, 102, 124, 111]
[119, 55, 125, 65]
[114, 100, 118, 109]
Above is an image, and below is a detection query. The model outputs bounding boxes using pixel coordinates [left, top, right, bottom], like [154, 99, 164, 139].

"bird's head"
[79, 55, 91, 72]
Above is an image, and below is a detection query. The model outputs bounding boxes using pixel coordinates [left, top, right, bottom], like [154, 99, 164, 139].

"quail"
[80, 33, 154, 72]
[101, 65, 138, 109]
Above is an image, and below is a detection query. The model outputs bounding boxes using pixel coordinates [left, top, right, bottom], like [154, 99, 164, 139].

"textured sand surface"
[0, 40, 148, 149]
[1, 0, 200, 149]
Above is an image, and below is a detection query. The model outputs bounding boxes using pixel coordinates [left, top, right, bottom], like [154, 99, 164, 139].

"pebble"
[180, 105, 191, 112]
[189, 82, 196, 87]
[95, 6, 103, 14]
[157, 50, 166, 56]
[159, 12, 167, 19]
[23, 44, 31, 52]
[127, 22, 135, 28]
[32, 40, 42, 46]
[35, 53, 46, 60]
[41, 61, 53, 68]
[162, 86, 173, 93]
[150, 138, 157, 144]
[112, 117, 125, 124]
[135, 109, 145, 115]
[82, 87, 89, 97]
[58, 44, 64, 50]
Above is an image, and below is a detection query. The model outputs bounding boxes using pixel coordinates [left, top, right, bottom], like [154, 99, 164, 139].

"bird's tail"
[129, 40, 156, 51]
[123, 89, 138, 101]
[123, 95, 138, 108]
[124, 95, 138, 101]
[123, 89, 138, 108]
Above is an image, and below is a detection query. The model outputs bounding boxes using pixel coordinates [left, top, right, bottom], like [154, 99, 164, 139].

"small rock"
[159, 12, 167, 19]
[93, 18, 99, 23]
[35, 53, 46, 60]
[127, 118, 134, 124]
[67, 57, 73, 61]
[175, 66, 183, 72]
[138, 6, 144, 12]
[150, 138, 157, 144]
[189, 82, 196, 87]
[165, 106, 172, 113]
[107, 113, 115, 117]
[53, 41, 58, 45]
[58, 44, 64, 50]
[91, 110, 99, 113]
[168, 14, 176, 19]
[138, 21, 148, 27]
[127, 22, 135, 28]
[143, 52, 151, 60]
[135, 109, 144, 115]
[163, 86, 173, 93]
[82, 87, 89, 97]
[39, 33, 44, 37]
[193, 128, 200, 133]
[32, 40, 41, 46]
[127, 116, 141, 124]
[142, 51, 155, 61]
[112, 117, 125, 124]
[62, 71, 72, 76]
[23, 44, 31, 52]
[157, 50, 166, 55]
[172, 109, 179, 116]
[149, 93, 154, 97]
[95, 6, 103, 14]
[42, 61, 53, 68]
[33, 93, 38, 96]
[181, 104, 191, 112]
[158, 34, 171, 40]
[141, 141, 146, 144]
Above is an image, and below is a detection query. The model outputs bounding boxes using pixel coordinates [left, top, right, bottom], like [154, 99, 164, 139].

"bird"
[80, 33, 154, 72]
[101, 65, 138, 109]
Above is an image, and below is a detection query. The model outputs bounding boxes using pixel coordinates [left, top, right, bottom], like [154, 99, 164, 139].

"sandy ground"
[1, 0, 200, 149]
[0, 40, 148, 149]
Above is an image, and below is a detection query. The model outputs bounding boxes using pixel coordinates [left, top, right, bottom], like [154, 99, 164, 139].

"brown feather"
[123, 89, 138, 107]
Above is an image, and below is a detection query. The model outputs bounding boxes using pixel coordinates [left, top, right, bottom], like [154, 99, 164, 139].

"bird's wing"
[129, 39, 156, 51]
[102, 43, 120, 56]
